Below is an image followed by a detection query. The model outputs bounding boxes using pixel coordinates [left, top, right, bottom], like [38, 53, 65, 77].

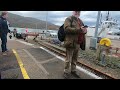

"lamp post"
[35, 23, 39, 34]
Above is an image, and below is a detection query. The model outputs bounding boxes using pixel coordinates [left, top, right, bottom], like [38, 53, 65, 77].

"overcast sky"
[8, 11, 120, 26]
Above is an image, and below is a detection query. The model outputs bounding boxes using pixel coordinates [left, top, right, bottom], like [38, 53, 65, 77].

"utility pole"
[35, 23, 37, 33]
[89, 11, 101, 50]
[36, 23, 37, 29]
[106, 11, 109, 21]
[46, 11, 48, 32]
[94, 11, 101, 38]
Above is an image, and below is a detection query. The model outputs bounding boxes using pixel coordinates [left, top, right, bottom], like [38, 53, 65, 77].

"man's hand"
[8, 29, 11, 33]
[81, 26, 87, 34]
[76, 27, 82, 32]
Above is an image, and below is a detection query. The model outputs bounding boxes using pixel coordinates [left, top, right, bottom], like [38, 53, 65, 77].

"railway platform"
[0, 37, 98, 79]
[1, 34, 120, 79]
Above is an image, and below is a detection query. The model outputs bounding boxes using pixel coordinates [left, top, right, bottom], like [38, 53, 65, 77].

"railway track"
[37, 41, 116, 79]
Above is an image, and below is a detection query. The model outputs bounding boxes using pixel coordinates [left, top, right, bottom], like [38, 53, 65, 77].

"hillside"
[0, 11, 59, 30]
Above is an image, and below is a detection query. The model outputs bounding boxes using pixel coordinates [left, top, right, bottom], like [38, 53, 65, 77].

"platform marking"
[40, 47, 102, 79]
[12, 49, 30, 79]
[23, 49, 49, 76]
[17, 40, 102, 79]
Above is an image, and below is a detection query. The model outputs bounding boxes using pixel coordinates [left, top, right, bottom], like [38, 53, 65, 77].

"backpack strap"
[70, 16, 74, 27]
[78, 18, 84, 26]
[67, 16, 74, 27]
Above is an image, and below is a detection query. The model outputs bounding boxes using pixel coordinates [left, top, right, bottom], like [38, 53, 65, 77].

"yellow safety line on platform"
[12, 49, 30, 79]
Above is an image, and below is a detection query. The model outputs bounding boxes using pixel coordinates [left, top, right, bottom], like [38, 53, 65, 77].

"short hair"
[1, 11, 8, 16]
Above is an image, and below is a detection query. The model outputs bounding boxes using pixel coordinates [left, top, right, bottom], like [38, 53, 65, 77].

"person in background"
[13, 28, 17, 37]
[9, 32, 12, 39]
[63, 11, 87, 79]
[0, 11, 10, 55]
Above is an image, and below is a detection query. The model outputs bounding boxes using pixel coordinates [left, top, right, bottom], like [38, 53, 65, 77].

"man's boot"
[63, 72, 70, 79]
[71, 71, 80, 78]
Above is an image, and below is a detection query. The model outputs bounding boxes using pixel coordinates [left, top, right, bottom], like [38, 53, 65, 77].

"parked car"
[16, 29, 27, 39]
[45, 30, 58, 38]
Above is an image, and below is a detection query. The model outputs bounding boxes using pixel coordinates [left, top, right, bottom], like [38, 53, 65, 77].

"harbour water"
[9, 27, 49, 33]
[9, 27, 96, 36]
[9, 27, 120, 40]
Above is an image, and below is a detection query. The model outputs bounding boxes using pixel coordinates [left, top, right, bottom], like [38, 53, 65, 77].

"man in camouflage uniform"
[63, 11, 87, 78]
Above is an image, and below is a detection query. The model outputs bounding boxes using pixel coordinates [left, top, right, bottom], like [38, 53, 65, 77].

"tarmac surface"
[0, 35, 103, 79]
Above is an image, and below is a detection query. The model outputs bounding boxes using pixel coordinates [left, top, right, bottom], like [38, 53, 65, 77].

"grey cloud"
[8, 11, 120, 26]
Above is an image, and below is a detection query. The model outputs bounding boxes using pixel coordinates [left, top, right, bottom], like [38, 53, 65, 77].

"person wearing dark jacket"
[0, 11, 10, 55]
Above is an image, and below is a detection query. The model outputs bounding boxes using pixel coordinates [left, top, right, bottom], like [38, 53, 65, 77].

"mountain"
[0, 11, 59, 30]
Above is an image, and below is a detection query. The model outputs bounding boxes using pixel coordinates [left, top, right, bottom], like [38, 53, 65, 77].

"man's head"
[72, 11, 80, 18]
[1, 11, 8, 19]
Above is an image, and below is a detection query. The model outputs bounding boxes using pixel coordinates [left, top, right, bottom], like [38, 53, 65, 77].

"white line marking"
[23, 49, 49, 76]
[40, 47, 102, 79]
[16, 40, 34, 46]
[39, 57, 57, 64]
[17, 40, 102, 79]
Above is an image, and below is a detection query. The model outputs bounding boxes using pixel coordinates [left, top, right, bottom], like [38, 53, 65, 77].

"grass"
[79, 49, 120, 69]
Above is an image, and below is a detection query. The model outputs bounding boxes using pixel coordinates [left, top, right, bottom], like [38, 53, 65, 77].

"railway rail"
[37, 41, 117, 79]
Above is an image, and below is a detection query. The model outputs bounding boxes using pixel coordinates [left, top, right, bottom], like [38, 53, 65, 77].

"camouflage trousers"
[64, 44, 80, 73]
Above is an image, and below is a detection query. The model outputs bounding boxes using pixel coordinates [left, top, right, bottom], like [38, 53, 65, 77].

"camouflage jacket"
[64, 15, 86, 49]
